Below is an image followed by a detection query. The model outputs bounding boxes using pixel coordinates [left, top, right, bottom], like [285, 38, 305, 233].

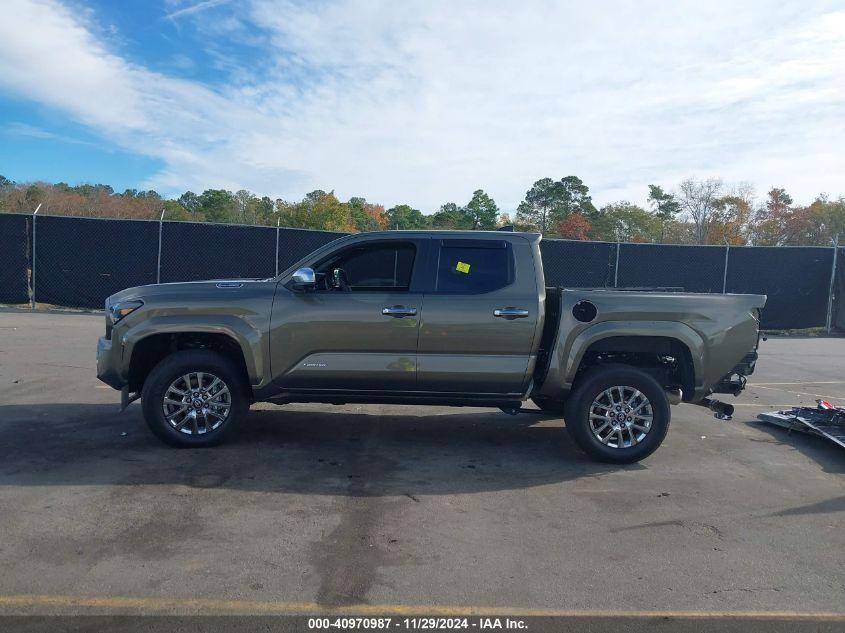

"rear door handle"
[493, 308, 529, 319]
[382, 305, 418, 318]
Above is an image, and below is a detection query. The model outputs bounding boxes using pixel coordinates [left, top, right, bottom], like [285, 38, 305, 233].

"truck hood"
[106, 279, 268, 305]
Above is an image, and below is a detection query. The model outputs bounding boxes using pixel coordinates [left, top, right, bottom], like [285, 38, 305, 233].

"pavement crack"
[309, 419, 400, 607]
[710, 586, 784, 595]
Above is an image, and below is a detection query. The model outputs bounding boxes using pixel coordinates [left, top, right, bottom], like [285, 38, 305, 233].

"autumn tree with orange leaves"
[555, 213, 592, 240]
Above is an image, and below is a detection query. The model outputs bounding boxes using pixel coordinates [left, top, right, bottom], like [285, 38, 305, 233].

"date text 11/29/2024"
[308, 617, 527, 629]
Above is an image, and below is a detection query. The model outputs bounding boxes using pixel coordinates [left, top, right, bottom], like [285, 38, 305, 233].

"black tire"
[141, 350, 249, 447]
[531, 396, 567, 415]
[564, 364, 670, 464]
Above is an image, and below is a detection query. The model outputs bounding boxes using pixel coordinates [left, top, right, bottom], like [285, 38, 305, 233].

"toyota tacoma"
[97, 231, 765, 463]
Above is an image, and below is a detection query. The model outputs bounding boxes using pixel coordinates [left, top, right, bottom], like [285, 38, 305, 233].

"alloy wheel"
[588, 385, 653, 449]
[161, 371, 232, 435]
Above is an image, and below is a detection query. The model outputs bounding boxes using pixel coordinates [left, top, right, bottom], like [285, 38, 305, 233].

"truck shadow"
[742, 419, 845, 475]
[0, 403, 643, 495]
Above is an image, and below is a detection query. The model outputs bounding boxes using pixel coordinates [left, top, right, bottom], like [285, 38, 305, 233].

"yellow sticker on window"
[456, 261, 471, 274]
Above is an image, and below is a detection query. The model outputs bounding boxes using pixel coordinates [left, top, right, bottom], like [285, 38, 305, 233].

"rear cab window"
[434, 239, 514, 293]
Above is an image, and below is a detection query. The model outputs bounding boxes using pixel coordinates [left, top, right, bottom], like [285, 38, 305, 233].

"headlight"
[107, 300, 143, 323]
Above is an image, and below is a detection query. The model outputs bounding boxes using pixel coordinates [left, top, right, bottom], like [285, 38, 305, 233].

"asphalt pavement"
[0, 309, 842, 617]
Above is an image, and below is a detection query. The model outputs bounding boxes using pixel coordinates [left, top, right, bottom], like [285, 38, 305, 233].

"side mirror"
[291, 267, 316, 289]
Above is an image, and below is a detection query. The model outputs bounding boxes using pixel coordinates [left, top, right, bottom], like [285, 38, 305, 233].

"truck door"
[417, 238, 539, 395]
[270, 238, 425, 391]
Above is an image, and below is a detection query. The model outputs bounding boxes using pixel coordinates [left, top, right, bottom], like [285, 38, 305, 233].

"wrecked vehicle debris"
[758, 400, 845, 449]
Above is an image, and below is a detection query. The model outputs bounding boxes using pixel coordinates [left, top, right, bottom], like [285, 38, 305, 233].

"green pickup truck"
[97, 230, 765, 463]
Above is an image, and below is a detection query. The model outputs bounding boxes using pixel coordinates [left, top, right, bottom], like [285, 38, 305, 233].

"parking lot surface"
[0, 310, 843, 615]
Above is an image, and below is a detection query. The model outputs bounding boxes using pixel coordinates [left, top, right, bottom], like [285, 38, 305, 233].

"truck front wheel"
[141, 350, 249, 447]
[564, 365, 670, 463]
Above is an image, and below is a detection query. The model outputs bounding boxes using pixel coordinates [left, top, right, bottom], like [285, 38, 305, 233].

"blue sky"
[1, 0, 844, 211]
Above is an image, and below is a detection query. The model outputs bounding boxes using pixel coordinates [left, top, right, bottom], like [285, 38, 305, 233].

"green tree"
[255, 196, 275, 225]
[780, 195, 845, 246]
[516, 178, 556, 232]
[385, 204, 429, 230]
[198, 189, 237, 223]
[234, 189, 261, 224]
[161, 199, 191, 221]
[463, 189, 499, 229]
[431, 202, 469, 229]
[348, 196, 379, 232]
[178, 191, 201, 218]
[647, 184, 681, 241]
[278, 190, 353, 232]
[516, 176, 594, 232]
[72, 183, 113, 197]
[24, 184, 44, 207]
[122, 189, 160, 200]
[590, 202, 661, 242]
[307, 191, 353, 232]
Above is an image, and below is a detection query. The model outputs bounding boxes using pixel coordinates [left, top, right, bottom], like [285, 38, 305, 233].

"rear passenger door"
[416, 238, 539, 395]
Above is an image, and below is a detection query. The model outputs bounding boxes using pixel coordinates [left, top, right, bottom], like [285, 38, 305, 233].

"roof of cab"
[347, 229, 542, 243]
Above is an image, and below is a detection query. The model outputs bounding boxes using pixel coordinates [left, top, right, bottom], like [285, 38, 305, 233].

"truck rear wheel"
[564, 365, 670, 463]
[141, 350, 249, 447]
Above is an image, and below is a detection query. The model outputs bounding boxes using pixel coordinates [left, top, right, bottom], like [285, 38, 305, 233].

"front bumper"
[96, 335, 126, 390]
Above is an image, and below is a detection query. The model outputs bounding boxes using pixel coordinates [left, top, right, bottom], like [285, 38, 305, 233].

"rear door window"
[435, 239, 514, 293]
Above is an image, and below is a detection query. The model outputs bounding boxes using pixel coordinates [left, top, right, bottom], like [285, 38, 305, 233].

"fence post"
[722, 241, 730, 294]
[826, 235, 839, 333]
[30, 203, 41, 310]
[275, 217, 280, 277]
[613, 241, 620, 287]
[156, 208, 165, 284]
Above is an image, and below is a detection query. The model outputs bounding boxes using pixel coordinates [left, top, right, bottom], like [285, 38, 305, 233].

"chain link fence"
[0, 213, 29, 304]
[159, 221, 277, 283]
[0, 211, 841, 330]
[617, 243, 726, 293]
[0, 214, 344, 308]
[835, 248, 845, 331]
[725, 246, 835, 330]
[540, 240, 617, 288]
[33, 215, 159, 308]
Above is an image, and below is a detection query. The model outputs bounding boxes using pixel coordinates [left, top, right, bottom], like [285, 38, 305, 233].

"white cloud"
[3, 121, 96, 146]
[0, 0, 844, 211]
[165, 0, 232, 20]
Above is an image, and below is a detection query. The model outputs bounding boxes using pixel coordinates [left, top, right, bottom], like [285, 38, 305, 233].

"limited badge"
[455, 261, 471, 274]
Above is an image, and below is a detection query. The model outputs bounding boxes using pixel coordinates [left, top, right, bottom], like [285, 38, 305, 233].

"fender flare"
[562, 320, 706, 396]
[119, 315, 264, 386]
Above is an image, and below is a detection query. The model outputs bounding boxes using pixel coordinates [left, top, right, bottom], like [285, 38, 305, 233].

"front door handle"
[493, 307, 529, 319]
[382, 305, 418, 318]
